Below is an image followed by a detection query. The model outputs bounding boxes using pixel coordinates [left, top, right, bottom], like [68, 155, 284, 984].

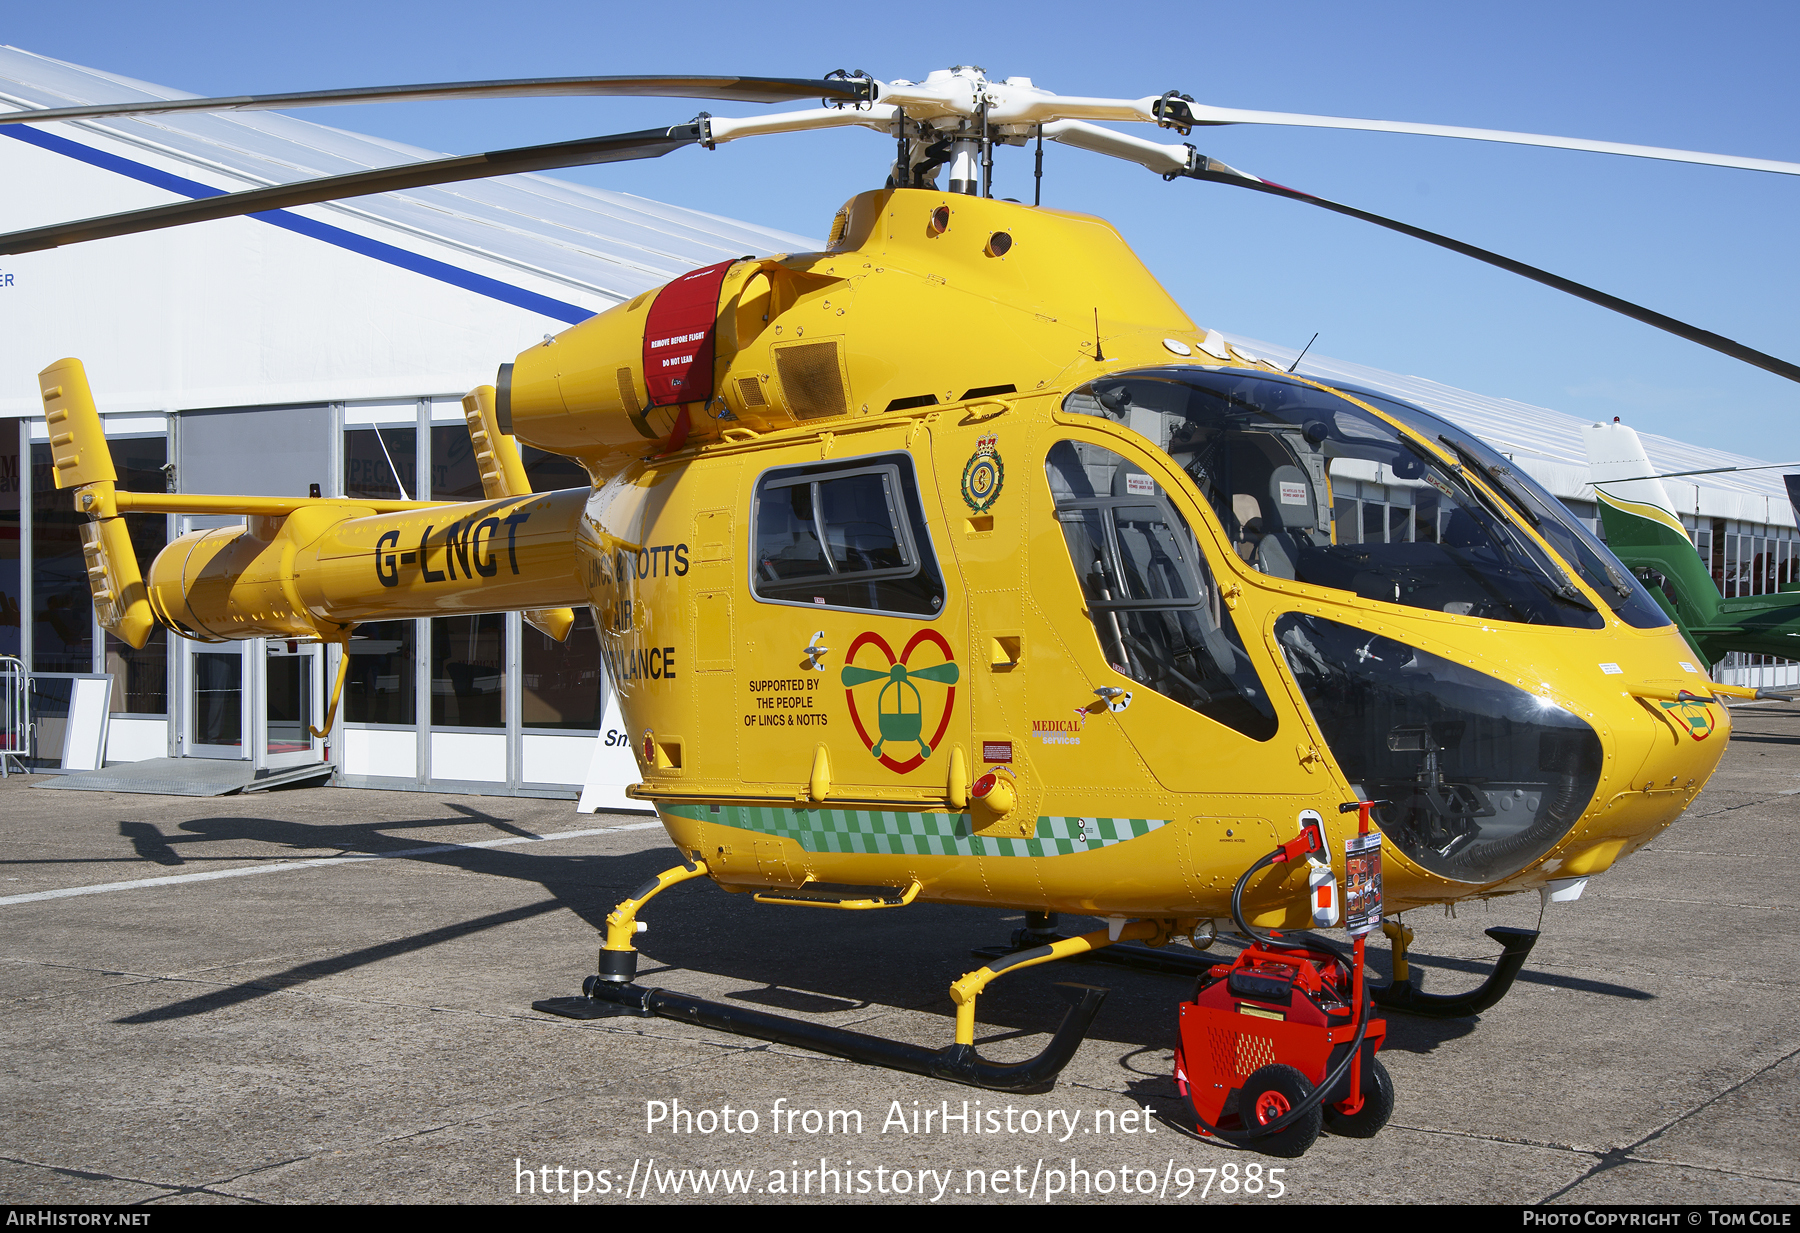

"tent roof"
[0, 45, 819, 306]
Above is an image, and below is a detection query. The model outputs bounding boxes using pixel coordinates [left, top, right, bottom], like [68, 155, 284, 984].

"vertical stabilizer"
[462, 385, 575, 643]
[1582, 420, 1720, 650]
[39, 359, 155, 650]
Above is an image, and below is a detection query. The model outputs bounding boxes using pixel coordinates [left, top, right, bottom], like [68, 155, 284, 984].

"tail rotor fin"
[40, 358, 115, 489]
[39, 359, 154, 650]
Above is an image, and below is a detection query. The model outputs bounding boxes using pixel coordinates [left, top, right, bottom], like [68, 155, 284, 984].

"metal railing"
[0, 657, 29, 776]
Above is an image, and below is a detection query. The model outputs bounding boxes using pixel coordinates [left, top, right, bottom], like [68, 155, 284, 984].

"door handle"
[1092, 685, 1131, 713]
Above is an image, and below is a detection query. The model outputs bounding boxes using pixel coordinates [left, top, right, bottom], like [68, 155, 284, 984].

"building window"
[345, 620, 416, 725]
[523, 607, 602, 730]
[431, 614, 505, 728]
[522, 446, 589, 493]
[344, 425, 417, 501]
[1330, 480, 1448, 547]
[105, 436, 169, 714]
[0, 433, 17, 662]
[430, 424, 485, 503]
[30, 443, 91, 674]
[517, 448, 599, 731]
[192, 650, 242, 748]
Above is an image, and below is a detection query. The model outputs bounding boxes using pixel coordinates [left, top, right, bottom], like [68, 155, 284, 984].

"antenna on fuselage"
[1288, 332, 1319, 373]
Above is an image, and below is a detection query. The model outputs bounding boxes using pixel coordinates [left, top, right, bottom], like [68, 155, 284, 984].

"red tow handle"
[1337, 798, 1390, 836]
[1332, 797, 1390, 1116]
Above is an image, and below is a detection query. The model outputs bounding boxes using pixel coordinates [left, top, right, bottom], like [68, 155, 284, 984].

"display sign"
[1344, 830, 1383, 936]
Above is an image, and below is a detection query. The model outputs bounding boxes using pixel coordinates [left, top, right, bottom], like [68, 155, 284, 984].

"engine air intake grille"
[774, 340, 849, 421]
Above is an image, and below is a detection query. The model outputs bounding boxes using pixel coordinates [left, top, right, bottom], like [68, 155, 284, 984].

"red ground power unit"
[1174, 938, 1392, 1157]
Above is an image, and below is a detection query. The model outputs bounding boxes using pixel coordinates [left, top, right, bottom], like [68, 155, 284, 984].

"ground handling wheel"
[1322, 1056, 1394, 1138]
[1238, 1064, 1322, 1158]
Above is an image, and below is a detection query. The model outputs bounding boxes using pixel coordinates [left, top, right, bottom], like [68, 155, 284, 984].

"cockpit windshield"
[1328, 385, 1674, 630]
[1064, 368, 1606, 629]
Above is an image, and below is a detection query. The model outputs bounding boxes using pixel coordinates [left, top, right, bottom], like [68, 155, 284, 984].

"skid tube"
[1370, 921, 1540, 1019]
[534, 861, 1157, 1094]
[976, 913, 1541, 1021]
[553, 976, 1107, 1094]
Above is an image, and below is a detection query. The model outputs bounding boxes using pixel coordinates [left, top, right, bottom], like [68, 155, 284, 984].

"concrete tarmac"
[3, 703, 1797, 1206]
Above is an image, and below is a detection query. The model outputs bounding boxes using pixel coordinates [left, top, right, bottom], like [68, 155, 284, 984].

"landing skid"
[971, 913, 1338, 982]
[972, 914, 1541, 1020]
[533, 859, 1147, 1094]
[536, 977, 1107, 1094]
[971, 936, 1217, 979]
[1370, 925, 1539, 1019]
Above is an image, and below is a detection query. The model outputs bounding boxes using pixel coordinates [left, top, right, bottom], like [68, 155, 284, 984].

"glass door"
[185, 644, 248, 759]
[175, 515, 250, 762]
[259, 641, 323, 769]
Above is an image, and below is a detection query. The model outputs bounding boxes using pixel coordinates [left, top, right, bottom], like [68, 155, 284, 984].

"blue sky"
[10, 1, 1799, 462]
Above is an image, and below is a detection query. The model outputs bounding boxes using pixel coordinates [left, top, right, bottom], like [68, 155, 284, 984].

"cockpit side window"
[1046, 440, 1278, 742]
[1064, 369, 1607, 630]
[750, 453, 946, 617]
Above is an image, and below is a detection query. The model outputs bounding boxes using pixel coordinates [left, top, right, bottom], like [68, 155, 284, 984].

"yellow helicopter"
[12, 65, 1800, 1155]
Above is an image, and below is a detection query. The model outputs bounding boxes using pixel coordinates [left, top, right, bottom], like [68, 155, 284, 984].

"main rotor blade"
[0, 74, 874, 125]
[1183, 159, 1800, 386]
[1172, 101, 1800, 177]
[0, 124, 702, 256]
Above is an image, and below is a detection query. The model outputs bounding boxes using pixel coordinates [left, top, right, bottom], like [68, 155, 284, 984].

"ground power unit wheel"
[1239, 1063, 1322, 1158]
[1322, 1056, 1395, 1138]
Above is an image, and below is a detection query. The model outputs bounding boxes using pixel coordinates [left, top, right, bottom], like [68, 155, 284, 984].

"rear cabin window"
[751, 454, 945, 617]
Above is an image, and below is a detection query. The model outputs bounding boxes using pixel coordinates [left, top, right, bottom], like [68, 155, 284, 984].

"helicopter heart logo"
[1658, 696, 1715, 741]
[840, 630, 960, 773]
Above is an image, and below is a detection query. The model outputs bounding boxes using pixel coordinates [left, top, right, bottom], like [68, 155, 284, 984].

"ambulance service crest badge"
[961, 434, 1004, 513]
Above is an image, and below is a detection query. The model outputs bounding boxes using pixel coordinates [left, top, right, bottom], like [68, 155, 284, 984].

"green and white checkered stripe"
[664, 805, 1165, 858]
